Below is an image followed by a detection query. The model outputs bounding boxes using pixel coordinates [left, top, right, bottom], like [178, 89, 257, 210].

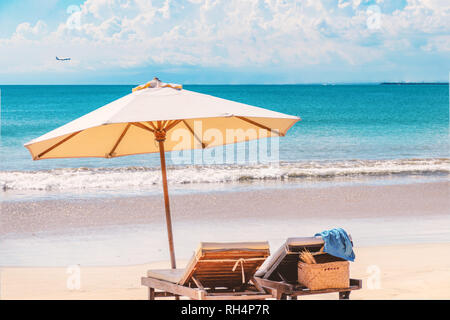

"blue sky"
[0, 0, 449, 84]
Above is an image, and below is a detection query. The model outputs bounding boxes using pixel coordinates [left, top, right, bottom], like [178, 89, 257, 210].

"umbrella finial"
[132, 78, 182, 92]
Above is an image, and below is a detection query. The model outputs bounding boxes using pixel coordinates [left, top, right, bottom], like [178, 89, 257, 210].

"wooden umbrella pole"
[156, 131, 177, 270]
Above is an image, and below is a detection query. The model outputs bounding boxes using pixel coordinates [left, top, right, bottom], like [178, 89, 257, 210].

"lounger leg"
[273, 289, 287, 300]
[339, 291, 350, 300]
[148, 288, 155, 300]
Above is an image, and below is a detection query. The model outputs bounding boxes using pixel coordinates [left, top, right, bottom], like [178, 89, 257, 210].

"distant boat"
[56, 56, 71, 61]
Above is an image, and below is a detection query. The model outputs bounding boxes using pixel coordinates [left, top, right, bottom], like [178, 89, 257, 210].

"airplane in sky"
[56, 56, 71, 61]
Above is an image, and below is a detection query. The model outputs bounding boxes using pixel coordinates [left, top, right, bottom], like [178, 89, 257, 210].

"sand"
[1, 242, 449, 300]
[2, 182, 448, 235]
[1, 181, 449, 299]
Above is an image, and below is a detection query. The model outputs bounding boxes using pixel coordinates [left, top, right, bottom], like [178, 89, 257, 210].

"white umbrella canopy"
[24, 78, 300, 269]
[25, 80, 299, 159]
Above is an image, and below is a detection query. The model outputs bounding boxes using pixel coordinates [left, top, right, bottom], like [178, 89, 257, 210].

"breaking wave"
[1, 158, 448, 192]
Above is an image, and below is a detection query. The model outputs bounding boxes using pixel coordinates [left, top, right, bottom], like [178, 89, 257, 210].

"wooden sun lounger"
[254, 237, 362, 300]
[141, 242, 273, 300]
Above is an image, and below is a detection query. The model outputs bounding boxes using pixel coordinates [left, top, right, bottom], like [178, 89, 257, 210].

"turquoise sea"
[0, 84, 448, 200]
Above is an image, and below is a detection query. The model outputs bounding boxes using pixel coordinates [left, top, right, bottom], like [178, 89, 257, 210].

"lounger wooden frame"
[254, 237, 362, 300]
[141, 242, 273, 300]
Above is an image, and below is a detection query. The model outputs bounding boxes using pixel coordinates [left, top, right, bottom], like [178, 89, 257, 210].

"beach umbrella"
[24, 78, 300, 269]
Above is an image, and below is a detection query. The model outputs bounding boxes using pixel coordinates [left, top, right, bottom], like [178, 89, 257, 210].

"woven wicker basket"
[298, 259, 350, 290]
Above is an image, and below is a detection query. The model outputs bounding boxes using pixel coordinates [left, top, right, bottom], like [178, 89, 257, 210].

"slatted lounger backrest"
[179, 242, 270, 289]
[258, 236, 353, 283]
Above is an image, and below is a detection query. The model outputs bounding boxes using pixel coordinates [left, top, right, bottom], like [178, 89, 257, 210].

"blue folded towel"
[314, 228, 355, 262]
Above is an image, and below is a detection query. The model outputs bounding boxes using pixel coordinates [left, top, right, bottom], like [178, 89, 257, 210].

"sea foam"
[1, 158, 448, 192]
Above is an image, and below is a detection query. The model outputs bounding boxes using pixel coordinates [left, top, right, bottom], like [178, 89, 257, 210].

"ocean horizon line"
[0, 82, 448, 86]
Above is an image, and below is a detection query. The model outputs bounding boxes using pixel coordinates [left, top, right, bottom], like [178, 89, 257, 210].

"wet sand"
[1, 181, 448, 235]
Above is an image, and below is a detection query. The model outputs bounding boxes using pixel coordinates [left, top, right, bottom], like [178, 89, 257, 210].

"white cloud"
[12, 20, 48, 40]
[421, 35, 450, 52]
[0, 0, 449, 77]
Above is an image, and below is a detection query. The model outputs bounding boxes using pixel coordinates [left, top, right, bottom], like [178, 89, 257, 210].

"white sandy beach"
[1, 181, 449, 299]
[1, 243, 449, 300]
